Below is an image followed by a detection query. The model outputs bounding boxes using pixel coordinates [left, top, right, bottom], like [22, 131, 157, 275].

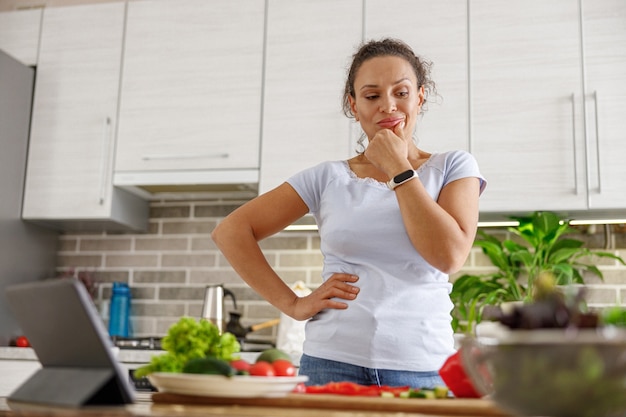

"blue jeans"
[299, 353, 445, 388]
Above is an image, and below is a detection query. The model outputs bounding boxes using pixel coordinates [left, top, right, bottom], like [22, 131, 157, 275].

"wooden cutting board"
[152, 392, 511, 416]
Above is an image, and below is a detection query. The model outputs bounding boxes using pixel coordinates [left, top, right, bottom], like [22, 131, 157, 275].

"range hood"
[113, 170, 259, 200]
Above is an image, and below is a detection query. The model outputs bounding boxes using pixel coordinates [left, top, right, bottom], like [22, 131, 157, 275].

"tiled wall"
[57, 199, 324, 341]
[57, 200, 626, 340]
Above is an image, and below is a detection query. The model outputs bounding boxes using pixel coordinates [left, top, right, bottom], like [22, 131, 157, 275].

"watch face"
[394, 170, 414, 183]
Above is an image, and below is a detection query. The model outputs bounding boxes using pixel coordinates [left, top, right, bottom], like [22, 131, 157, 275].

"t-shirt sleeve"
[286, 162, 332, 214]
[444, 150, 487, 195]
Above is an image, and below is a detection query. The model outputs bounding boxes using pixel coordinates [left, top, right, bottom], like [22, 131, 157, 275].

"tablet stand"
[9, 366, 129, 407]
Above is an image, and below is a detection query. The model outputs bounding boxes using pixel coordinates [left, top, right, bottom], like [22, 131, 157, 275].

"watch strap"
[387, 169, 418, 190]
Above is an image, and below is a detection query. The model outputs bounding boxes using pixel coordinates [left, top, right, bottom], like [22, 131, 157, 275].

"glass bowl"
[460, 327, 626, 417]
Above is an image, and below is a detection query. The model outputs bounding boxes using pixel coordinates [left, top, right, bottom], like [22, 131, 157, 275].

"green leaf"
[592, 251, 626, 265]
[551, 238, 584, 251]
[549, 247, 584, 264]
[578, 263, 603, 280]
[476, 240, 510, 271]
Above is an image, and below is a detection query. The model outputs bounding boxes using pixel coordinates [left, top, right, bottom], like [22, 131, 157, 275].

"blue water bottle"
[108, 282, 132, 337]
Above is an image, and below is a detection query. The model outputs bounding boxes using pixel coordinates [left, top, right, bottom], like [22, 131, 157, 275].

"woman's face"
[349, 56, 424, 142]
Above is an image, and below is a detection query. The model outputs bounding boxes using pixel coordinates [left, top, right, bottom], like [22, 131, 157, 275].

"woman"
[211, 38, 486, 388]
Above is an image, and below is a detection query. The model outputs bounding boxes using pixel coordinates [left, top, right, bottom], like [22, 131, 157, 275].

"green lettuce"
[133, 317, 240, 378]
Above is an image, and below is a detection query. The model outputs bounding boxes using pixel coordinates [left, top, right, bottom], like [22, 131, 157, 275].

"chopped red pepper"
[305, 382, 410, 397]
[438, 351, 481, 398]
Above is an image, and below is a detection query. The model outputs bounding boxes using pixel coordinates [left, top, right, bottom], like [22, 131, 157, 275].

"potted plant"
[451, 211, 625, 334]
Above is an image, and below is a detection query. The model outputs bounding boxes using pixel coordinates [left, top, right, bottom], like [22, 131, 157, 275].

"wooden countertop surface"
[0, 392, 511, 417]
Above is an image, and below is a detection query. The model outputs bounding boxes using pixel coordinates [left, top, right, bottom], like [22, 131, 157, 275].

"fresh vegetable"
[249, 361, 275, 377]
[15, 336, 30, 348]
[255, 348, 291, 363]
[438, 351, 481, 398]
[133, 317, 240, 378]
[162, 317, 240, 360]
[182, 356, 235, 376]
[408, 389, 436, 399]
[306, 382, 389, 396]
[272, 359, 296, 377]
[304, 382, 447, 398]
[397, 388, 447, 399]
[433, 386, 450, 398]
[229, 359, 251, 375]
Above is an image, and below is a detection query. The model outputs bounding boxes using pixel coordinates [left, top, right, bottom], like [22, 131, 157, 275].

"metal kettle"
[201, 284, 237, 333]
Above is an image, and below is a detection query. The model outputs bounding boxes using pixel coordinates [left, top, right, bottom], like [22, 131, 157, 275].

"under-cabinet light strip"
[284, 219, 626, 232]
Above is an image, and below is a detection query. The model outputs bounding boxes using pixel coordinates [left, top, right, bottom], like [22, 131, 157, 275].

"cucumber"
[182, 356, 235, 376]
[434, 385, 450, 398]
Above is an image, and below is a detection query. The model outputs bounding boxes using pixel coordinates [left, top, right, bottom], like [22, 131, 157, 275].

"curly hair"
[342, 38, 436, 119]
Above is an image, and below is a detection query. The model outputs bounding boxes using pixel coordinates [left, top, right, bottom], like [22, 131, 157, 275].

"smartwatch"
[387, 169, 418, 190]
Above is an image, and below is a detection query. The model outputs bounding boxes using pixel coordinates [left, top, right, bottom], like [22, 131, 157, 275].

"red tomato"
[15, 336, 30, 348]
[229, 359, 251, 373]
[249, 361, 275, 377]
[272, 359, 296, 377]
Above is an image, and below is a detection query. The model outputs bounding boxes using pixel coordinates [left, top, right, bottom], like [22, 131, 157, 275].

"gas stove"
[110, 337, 163, 392]
[111, 335, 275, 352]
[111, 336, 163, 351]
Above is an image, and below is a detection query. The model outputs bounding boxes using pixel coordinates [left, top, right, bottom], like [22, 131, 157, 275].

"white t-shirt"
[287, 150, 486, 371]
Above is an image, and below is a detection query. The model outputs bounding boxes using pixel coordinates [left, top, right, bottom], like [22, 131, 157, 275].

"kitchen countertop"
[0, 346, 158, 364]
[0, 393, 510, 417]
[0, 348, 36, 361]
[0, 347, 261, 365]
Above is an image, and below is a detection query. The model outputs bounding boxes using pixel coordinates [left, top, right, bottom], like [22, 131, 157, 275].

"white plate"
[148, 373, 308, 398]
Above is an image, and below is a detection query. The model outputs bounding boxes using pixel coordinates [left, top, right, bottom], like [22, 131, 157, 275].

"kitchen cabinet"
[258, 0, 362, 193]
[115, 0, 265, 187]
[581, 0, 626, 209]
[470, 0, 584, 213]
[21, 3, 148, 232]
[0, 9, 41, 66]
[364, 0, 469, 154]
[471, 0, 626, 217]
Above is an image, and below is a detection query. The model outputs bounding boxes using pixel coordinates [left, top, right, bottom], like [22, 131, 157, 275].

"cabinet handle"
[592, 90, 601, 193]
[141, 153, 230, 161]
[570, 93, 579, 195]
[99, 117, 112, 205]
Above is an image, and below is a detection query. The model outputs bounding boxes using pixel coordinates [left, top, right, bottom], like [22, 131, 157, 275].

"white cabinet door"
[22, 3, 147, 231]
[365, 0, 469, 154]
[582, 0, 626, 209]
[259, 0, 362, 193]
[470, 0, 586, 213]
[116, 0, 265, 175]
[0, 9, 41, 66]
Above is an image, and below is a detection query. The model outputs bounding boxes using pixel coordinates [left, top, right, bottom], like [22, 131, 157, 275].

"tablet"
[5, 278, 135, 407]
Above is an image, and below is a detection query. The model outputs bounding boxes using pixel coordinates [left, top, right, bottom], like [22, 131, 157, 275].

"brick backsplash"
[57, 200, 626, 339]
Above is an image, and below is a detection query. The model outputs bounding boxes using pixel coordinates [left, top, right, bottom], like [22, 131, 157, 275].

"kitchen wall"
[56, 199, 626, 341]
